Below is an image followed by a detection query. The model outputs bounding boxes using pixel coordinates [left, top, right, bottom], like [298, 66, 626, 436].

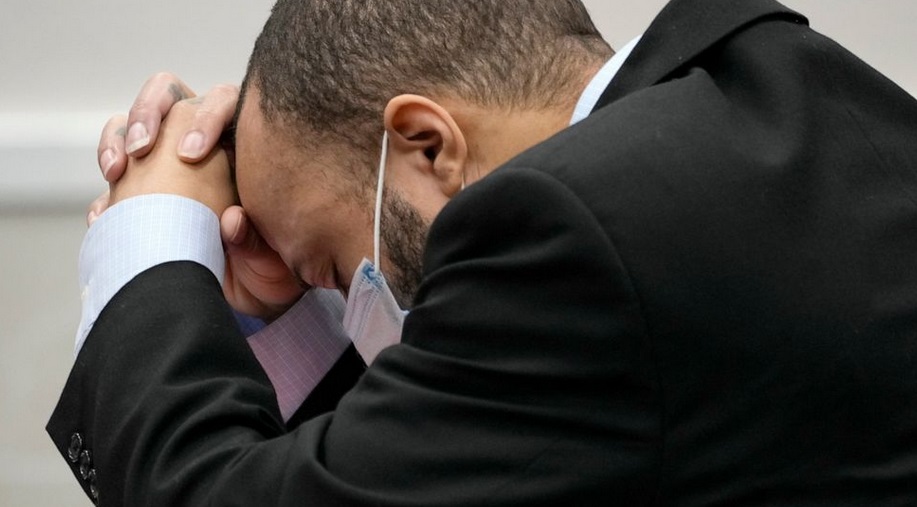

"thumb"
[220, 205, 261, 253]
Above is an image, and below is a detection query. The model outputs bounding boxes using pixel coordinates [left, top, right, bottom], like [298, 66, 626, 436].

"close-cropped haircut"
[243, 0, 611, 163]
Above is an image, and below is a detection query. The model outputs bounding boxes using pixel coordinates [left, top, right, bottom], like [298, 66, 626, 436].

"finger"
[97, 115, 128, 182]
[220, 205, 256, 249]
[177, 84, 241, 163]
[86, 190, 111, 226]
[125, 72, 196, 158]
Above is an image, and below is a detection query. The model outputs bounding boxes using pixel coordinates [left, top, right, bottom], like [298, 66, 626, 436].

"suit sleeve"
[47, 167, 659, 506]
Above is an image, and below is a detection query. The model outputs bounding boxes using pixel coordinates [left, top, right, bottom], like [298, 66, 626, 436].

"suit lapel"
[595, 0, 807, 109]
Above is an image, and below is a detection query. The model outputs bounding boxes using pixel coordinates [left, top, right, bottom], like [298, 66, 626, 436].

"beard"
[380, 188, 429, 309]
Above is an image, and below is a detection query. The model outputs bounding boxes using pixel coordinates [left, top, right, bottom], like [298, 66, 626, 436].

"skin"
[99, 63, 599, 315]
[234, 99, 372, 296]
[233, 85, 581, 304]
[98, 73, 241, 182]
[109, 99, 236, 218]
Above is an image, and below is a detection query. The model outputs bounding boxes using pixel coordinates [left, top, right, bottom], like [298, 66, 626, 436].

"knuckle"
[150, 71, 178, 85]
[194, 108, 218, 124]
[142, 72, 189, 112]
[104, 114, 128, 132]
[128, 98, 153, 119]
[171, 98, 196, 115]
[99, 116, 128, 154]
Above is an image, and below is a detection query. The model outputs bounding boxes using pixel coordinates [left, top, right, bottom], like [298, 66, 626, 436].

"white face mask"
[342, 131, 407, 365]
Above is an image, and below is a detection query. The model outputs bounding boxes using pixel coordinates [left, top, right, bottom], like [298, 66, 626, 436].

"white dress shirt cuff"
[75, 194, 225, 355]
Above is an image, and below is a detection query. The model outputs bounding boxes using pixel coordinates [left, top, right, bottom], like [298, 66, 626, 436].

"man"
[49, 0, 917, 504]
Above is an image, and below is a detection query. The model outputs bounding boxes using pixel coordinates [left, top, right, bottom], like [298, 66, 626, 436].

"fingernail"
[101, 149, 116, 179]
[125, 122, 150, 154]
[231, 212, 245, 244]
[178, 130, 205, 159]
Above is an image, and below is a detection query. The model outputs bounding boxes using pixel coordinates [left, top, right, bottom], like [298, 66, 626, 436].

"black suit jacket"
[48, 0, 917, 504]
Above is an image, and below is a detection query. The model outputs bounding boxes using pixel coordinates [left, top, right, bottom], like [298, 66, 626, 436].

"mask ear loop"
[373, 131, 390, 273]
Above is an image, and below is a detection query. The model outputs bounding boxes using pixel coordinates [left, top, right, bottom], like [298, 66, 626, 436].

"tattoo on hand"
[115, 126, 127, 138]
[169, 83, 187, 103]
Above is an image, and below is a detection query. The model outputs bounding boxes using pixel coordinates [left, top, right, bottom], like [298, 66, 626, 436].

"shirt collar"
[570, 35, 643, 125]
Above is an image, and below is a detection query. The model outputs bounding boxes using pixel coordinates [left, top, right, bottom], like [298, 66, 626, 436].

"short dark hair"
[243, 0, 610, 163]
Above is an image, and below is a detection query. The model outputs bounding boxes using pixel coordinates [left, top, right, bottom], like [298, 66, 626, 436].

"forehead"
[235, 86, 322, 169]
[235, 85, 264, 146]
[234, 86, 368, 204]
[233, 85, 322, 237]
[235, 86, 307, 185]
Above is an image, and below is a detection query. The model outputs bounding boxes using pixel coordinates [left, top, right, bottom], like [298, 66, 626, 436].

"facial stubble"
[380, 188, 428, 309]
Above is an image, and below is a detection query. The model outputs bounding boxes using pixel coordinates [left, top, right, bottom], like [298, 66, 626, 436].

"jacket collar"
[594, 0, 807, 110]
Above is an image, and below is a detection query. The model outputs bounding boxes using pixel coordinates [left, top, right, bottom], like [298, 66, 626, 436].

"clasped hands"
[90, 73, 303, 320]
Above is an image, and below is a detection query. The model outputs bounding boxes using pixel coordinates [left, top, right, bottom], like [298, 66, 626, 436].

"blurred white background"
[0, 1, 914, 504]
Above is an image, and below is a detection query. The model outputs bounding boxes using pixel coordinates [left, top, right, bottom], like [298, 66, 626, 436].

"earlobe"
[384, 95, 467, 197]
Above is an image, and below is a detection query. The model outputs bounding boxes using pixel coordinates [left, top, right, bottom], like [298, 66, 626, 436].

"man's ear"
[383, 95, 467, 197]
